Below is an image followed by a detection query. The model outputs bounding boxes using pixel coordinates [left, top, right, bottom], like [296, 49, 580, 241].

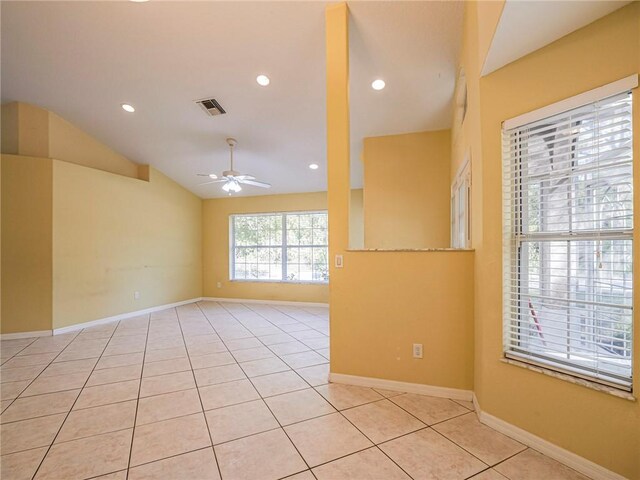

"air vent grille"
[195, 98, 226, 116]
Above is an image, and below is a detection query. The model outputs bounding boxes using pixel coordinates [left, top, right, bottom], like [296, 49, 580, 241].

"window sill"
[501, 357, 636, 402]
[346, 248, 474, 252]
[230, 279, 328, 286]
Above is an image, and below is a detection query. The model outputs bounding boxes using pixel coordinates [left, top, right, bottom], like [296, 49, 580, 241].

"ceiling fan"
[197, 138, 271, 194]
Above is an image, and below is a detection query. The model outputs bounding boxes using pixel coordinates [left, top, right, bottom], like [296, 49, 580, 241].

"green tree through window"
[231, 212, 329, 283]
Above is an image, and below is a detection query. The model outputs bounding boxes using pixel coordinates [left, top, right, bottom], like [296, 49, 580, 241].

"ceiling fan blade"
[239, 179, 271, 188]
[234, 174, 255, 181]
[197, 173, 214, 177]
[198, 179, 227, 185]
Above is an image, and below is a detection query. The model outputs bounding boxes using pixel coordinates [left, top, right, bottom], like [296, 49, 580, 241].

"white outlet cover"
[335, 254, 344, 268]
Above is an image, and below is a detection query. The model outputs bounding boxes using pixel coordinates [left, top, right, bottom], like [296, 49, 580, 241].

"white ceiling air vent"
[195, 98, 226, 116]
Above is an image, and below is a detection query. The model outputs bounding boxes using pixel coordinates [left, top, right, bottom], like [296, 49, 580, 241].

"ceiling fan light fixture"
[256, 75, 270, 87]
[309, 163, 319, 170]
[121, 103, 135, 113]
[222, 180, 242, 193]
[208, 173, 218, 179]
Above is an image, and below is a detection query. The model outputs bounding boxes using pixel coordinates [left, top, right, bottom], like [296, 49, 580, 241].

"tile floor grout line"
[210, 301, 315, 477]
[0, 331, 84, 414]
[124, 312, 152, 480]
[180, 303, 224, 480]
[29, 323, 120, 480]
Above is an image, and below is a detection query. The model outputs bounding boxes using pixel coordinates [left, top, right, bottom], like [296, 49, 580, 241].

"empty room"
[1, 1, 639, 479]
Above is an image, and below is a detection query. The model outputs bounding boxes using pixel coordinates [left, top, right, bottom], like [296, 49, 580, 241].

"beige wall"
[52, 163, 202, 329]
[454, 2, 639, 477]
[203, 190, 363, 304]
[1, 102, 141, 179]
[363, 130, 451, 249]
[326, 4, 475, 392]
[1, 154, 53, 334]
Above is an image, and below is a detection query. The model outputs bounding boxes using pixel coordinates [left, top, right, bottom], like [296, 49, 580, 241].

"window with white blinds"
[502, 89, 634, 391]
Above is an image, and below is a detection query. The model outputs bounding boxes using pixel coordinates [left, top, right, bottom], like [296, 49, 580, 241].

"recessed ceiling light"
[309, 163, 319, 170]
[256, 75, 270, 87]
[121, 103, 135, 113]
[371, 79, 386, 91]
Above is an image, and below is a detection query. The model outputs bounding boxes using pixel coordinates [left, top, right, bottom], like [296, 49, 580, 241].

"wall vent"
[195, 98, 226, 116]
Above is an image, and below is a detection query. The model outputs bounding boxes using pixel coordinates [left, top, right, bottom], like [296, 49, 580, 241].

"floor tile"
[240, 356, 290, 377]
[205, 399, 278, 444]
[380, 428, 486, 480]
[230, 346, 275, 363]
[199, 379, 260, 410]
[295, 364, 329, 387]
[143, 346, 188, 363]
[190, 351, 236, 369]
[315, 383, 384, 410]
[2, 353, 57, 368]
[1, 380, 32, 401]
[289, 330, 325, 341]
[92, 470, 127, 480]
[187, 342, 229, 357]
[35, 429, 133, 479]
[194, 363, 246, 387]
[95, 352, 144, 370]
[300, 337, 329, 350]
[312, 447, 411, 480]
[130, 412, 211, 466]
[284, 471, 315, 480]
[454, 399, 475, 411]
[265, 388, 335, 426]
[128, 447, 220, 480]
[40, 358, 97, 377]
[258, 333, 296, 346]
[1, 365, 47, 383]
[86, 364, 142, 387]
[280, 350, 327, 369]
[469, 470, 509, 480]
[0, 413, 66, 455]
[373, 388, 405, 398]
[143, 357, 191, 377]
[285, 412, 373, 467]
[390, 393, 468, 425]
[433, 412, 526, 465]
[343, 399, 426, 443]
[139, 370, 195, 398]
[494, 449, 590, 480]
[251, 371, 309, 397]
[225, 337, 263, 351]
[1, 389, 79, 424]
[136, 388, 202, 425]
[56, 400, 136, 443]
[0, 446, 48, 480]
[74, 379, 139, 410]
[215, 428, 307, 480]
[267, 341, 311, 356]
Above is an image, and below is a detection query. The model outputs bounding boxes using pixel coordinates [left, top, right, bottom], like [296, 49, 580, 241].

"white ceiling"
[1, 1, 463, 198]
[483, 0, 631, 76]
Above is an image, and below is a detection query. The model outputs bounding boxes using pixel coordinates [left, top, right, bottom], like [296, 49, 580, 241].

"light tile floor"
[0, 301, 591, 480]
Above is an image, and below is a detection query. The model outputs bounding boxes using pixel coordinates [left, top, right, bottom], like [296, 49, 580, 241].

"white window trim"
[451, 153, 472, 249]
[502, 79, 634, 392]
[229, 210, 329, 284]
[503, 74, 637, 130]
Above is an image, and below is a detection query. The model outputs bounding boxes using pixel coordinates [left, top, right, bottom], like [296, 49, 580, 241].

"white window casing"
[502, 77, 635, 391]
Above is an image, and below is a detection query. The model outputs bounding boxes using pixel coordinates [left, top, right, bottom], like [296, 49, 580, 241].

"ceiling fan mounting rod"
[226, 137, 237, 172]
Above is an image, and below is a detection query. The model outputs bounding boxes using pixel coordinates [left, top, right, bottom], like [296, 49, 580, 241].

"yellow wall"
[326, 4, 475, 391]
[1, 102, 140, 179]
[363, 130, 451, 249]
[455, 3, 639, 477]
[52, 162, 202, 329]
[202, 190, 363, 304]
[1, 154, 53, 334]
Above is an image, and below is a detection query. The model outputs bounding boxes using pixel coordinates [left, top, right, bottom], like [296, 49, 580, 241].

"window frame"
[451, 154, 471, 249]
[229, 210, 329, 285]
[502, 76, 636, 392]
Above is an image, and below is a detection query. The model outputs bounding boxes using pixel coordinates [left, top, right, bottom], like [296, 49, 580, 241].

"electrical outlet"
[413, 343, 423, 359]
[335, 254, 344, 268]
[134, 291, 140, 300]
[217, 282, 222, 289]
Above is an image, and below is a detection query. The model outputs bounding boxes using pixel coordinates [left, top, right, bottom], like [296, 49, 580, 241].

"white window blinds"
[502, 90, 634, 390]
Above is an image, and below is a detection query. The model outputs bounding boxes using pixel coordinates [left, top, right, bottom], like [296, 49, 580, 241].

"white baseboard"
[201, 297, 329, 308]
[328, 372, 473, 402]
[473, 394, 627, 480]
[52, 297, 203, 335]
[0, 330, 53, 340]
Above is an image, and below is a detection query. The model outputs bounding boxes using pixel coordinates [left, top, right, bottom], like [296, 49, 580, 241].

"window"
[503, 81, 634, 391]
[451, 156, 471, 248]
[231, 211, 328, 283]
